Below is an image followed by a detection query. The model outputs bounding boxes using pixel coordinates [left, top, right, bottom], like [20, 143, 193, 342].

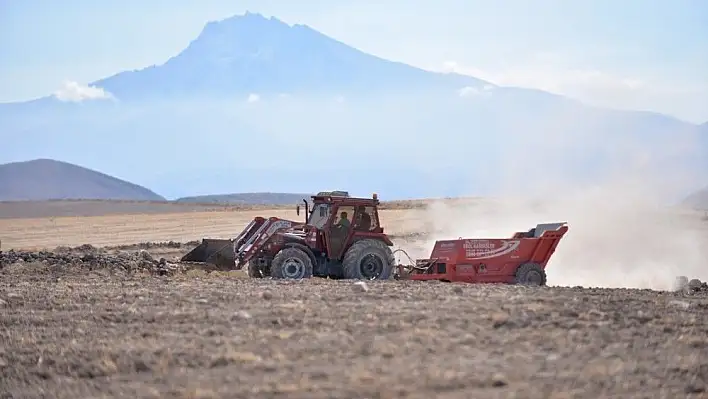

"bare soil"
[1, 201, 707, 398]
[1, 258, 707, 399]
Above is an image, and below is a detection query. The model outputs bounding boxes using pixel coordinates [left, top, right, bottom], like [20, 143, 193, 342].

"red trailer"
[395, 222, 568, 285]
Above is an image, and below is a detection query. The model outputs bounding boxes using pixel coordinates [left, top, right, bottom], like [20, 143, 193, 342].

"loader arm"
[234, 217, 301, 269]
[181, 216, 301, 269]
[180, 216, 270, 268]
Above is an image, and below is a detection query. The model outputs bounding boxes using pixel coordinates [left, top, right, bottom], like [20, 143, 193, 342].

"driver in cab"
[354, 205, 372, 231]
[336, 211, 351, 229]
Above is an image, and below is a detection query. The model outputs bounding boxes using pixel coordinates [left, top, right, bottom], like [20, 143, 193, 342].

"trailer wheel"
[342, 239, 395, 280]
[514, 262, 546, 286]
[270, 247, 313, 280]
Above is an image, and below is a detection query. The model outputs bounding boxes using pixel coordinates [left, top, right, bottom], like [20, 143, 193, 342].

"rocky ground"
[1, 245, 707, 398]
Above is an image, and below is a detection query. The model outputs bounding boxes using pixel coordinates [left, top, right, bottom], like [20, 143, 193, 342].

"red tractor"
[181, 191, 397, 280]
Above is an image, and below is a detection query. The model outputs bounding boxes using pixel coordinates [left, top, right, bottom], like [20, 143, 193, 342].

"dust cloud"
[402, 106, 708, 290]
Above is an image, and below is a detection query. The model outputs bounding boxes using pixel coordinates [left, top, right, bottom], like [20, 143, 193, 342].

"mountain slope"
[91, 12, 489, 100]
[0, 159, 165, 201]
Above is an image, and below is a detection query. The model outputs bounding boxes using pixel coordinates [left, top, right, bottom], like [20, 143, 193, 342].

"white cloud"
[439, 54, 708, 122]
[247, 93, 260, 103]
[457, 86, 479, 97]
[53, 80, 113, 102]
[442, 57, 647, 97]
[457, 84, 494, 98]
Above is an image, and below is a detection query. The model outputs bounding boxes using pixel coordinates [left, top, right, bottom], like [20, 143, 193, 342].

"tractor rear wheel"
[342, 239, 395, 280]
[514, 262, 546, 286]
[270, 247, 313, 280]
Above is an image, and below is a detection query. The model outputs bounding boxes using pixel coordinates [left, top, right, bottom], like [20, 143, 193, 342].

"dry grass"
[0, 204, 434, 250]
[0, 196, 486, 250]
[0, 197, 436, 219]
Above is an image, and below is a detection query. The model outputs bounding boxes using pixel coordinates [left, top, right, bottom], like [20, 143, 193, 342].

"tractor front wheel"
[270, 247, 313, 280]
[342, 239, 395, 280]
[514, 262, 546, 286]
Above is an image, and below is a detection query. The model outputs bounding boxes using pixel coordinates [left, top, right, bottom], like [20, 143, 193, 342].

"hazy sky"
[2, 0, 707, 123]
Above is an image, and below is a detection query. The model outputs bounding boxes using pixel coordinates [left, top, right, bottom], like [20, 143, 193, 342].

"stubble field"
[1, 200, 707, 398]
[0, 206, 427, 250]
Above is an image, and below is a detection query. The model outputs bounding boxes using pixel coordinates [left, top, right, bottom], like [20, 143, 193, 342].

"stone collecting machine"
[181, 191, 568, 285]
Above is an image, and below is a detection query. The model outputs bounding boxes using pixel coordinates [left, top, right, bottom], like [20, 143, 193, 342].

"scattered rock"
[668, 300, 691, 310]
[138, 250, 154, 262]
[261, 291, 273, 300]
[560, 309, 580, 318]
[685, 384, 705, 394]
[352, 281, 369, 292]
[491, 373, 508, 387]
[490, 312, 510, 328]
[232, 310, 252, 320]
[546, 353, 560, 362]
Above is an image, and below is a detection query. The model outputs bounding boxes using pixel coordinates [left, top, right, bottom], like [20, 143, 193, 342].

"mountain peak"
[90, 11, 488, 100]
[199, 11, 291, 36]
[186, 11, 296, 60]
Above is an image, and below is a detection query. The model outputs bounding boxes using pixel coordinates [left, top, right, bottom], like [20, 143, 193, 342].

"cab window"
[307, 204, 331, 228]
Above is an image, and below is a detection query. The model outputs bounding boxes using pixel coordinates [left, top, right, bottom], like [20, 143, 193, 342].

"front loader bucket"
[180, 239, 235, 269]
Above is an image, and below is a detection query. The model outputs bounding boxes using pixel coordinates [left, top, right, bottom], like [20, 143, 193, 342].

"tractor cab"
[297, 191, 386, 260]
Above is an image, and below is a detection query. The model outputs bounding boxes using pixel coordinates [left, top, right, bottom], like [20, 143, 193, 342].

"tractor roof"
[316, 190, 350, 197]
[311, 191, 380, 206]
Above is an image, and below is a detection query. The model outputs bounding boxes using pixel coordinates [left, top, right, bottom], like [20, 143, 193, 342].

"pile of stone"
[104, 240, 199, 251]
[0, 244, 184, 275]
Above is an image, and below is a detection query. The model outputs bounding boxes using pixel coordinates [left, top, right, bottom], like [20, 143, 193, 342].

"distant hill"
[0, 159, 166, 201]
[175, 192, 312, 205]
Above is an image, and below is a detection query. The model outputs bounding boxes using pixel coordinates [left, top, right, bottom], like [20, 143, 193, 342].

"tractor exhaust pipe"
[296, 199, 309, 224]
